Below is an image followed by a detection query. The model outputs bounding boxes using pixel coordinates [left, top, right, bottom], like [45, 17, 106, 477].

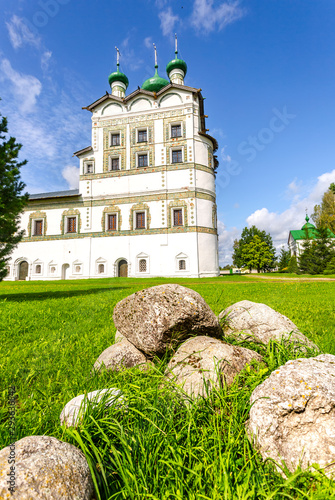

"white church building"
[5, 43, 219, 280]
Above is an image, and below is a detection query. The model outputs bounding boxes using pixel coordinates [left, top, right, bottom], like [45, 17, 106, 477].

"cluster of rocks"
[1, 284, 334, 498]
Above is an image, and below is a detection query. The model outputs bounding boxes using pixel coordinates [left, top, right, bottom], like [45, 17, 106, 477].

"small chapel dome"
[166, 58, 187, 77]
[108, 47, 129, 97]
[301, 214, 315, 230]
[141, 43, 169, 93]
[166, 34, 187, 85]
[108, 69, 129, 89]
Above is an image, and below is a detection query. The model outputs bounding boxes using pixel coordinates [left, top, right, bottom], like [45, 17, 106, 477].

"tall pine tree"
[0, 112, 28, 281]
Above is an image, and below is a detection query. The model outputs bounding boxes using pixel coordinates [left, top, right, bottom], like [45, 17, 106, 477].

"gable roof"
[29, 189, 80, 201]
[83, 83, 202, 112]
[289, 227, 335, 241]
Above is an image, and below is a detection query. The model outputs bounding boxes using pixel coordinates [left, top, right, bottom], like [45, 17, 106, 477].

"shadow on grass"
[0, 286, 132, 303]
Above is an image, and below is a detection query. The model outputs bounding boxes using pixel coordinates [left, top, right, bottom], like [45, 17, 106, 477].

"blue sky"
[1, 0, 335, 265]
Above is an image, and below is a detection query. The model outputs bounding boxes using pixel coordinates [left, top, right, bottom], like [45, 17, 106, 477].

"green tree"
[240, 234, 274, 273]
[0, 112, 28, 281]
[233, 226, 276, 271]
[278, 246, 291, 272]
[298, 228, 315, 274]
[299, 227, 335, 274]
[287, 255, 299, 274]
[323, 256, 335, 275]
[311, 183, 335, 233]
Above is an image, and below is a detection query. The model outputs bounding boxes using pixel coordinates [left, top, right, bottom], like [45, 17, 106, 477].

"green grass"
[1, 277, 335, 499]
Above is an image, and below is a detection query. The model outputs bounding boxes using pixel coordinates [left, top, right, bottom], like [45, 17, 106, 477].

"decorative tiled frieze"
[212, 204, 217, 230]
[207, 145, 213, 170]
[80, 162, 213, 181]
[23, 225, 217, 242]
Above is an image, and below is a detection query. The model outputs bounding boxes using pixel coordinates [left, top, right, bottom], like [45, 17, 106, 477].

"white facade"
[5, 74, 219, 280]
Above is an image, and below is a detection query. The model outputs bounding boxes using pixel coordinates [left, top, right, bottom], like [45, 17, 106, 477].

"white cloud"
[6, 15, 41, 49]
[0, 58, 42, 113]
[246, 170, 335, 250]
[41, 51, 52, 72]
[218, 220, 240, 265]
[191, 0, 245, 33]
[144, 36, 153, 49]
[159, 7, 179, 36]
[62, 166, 79, 189]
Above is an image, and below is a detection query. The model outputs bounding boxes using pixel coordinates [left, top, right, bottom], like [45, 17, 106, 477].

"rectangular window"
[84, 162, 94, 174]
[136, 211, 145, 229]
[110, 157, 120, 170]
[110, 133, 120, 146]
[137, 129, 147, 143]
[172, 149, 182, 163]
[173, 209, 183, 226]
[138, 154, 148, 167]
[67, 217, 77, 233]
[34, 220, 43, 236]
[171, 124, 181, 138]
[107, 213, 117, 231]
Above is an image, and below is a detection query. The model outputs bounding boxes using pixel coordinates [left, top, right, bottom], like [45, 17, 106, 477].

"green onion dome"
[166, 57, 187, 78]
[141, 67, 169, 92]
[301, 214, 315, 230]
[108, 68, 129, 89]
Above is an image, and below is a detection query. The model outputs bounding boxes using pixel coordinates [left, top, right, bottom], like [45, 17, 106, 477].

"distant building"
[288, 215, 335, 257]
[5, 41, 219, 280]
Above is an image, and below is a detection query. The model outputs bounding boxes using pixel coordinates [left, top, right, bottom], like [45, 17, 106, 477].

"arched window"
[179, 260, 186, 270]
[139, 259, 147, 272]
[35, 264, 41, 274]
[98, 264, 105, 274]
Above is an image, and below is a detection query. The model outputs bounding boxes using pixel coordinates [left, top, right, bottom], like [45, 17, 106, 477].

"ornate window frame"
[129, 202, 151, 231]
[61, 209, 81, 235]
[101, 205, 122, 232]
[28, 211, 47, 238]
[167, 200, 188, 229]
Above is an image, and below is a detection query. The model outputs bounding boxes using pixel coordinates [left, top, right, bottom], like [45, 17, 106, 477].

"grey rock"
[219, 300, 317, 349]
[93, 338, 149, 372]
[165, 336, 263, 399]
[0, 435, 94, 499]
[113, 284, 222, 355]
[60, 388, 125, 428]
[247, 354, 335, 477]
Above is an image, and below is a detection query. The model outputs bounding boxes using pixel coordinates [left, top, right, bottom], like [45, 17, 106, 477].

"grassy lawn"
[1, 276, 335, 499]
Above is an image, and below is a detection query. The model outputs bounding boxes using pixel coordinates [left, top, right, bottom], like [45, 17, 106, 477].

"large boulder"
[113, 284, 222, 355]
[219, 300, 317, 349]
[93, 338, 149, 372]
[247, 354, 335, 477]
[60, 388, 125, 428]
[165, 336, 263, 399]
[0, 435, 94, 499]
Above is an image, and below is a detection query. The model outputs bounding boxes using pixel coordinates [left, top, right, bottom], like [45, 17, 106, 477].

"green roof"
[141, 68, 169, 92]
[166, 57, 187, 77]
[290, 227, 335, 241]
[108, 68, 129, 89]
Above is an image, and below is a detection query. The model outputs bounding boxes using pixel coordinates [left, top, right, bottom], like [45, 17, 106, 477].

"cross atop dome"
[108, 47, 129, 98]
